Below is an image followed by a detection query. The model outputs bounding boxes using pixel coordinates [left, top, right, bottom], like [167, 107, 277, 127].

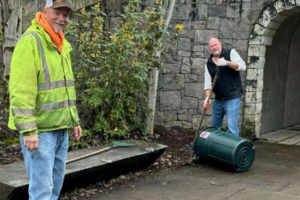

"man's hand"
[71, 126, 82, 141]
[217, 57, 230, 66]
[203, 97, 211, 109]
[23, 135, 39, 152]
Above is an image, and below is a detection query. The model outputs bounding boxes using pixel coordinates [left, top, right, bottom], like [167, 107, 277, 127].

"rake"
[194, 66, 220, 141]
[66, 140, 135, 164]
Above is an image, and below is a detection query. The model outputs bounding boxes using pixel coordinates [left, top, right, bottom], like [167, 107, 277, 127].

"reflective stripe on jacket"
[8, 19, 80, 135]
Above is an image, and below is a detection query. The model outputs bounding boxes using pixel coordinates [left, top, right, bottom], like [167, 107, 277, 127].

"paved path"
[261, 124, 300, 145]
[89, 142, 300, 200]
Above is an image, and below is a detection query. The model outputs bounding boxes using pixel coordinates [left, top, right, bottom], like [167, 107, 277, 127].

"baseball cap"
[45, 0, 72, 11]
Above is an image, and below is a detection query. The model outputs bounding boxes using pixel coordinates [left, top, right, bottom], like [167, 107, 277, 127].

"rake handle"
[194, 108, 208, 139]
[194, 66, 220, 140]
[66, 146, 112, 164]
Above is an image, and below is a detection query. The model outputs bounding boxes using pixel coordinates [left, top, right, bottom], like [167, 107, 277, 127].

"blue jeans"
[211, 97, 241, 136]
[20, 129, 68, 200]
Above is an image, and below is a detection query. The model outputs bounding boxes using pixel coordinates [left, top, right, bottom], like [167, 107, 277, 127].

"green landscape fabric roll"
[193, 127, 255, 172]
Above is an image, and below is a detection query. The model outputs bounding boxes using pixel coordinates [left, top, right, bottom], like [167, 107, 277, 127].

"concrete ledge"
[0, 140, 167, 200]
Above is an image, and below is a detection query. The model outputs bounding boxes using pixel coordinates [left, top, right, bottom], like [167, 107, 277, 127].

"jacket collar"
[30, 19, 72, 55]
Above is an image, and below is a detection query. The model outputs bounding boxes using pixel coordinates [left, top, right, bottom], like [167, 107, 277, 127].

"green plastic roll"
[193, 127, 255, 172]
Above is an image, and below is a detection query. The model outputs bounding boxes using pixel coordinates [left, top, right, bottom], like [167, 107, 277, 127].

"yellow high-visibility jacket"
[8, 19, 80, 135]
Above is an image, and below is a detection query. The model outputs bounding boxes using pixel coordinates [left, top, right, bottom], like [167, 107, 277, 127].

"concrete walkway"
[261, 124, 300, 145]
[89, 142, 300, 200]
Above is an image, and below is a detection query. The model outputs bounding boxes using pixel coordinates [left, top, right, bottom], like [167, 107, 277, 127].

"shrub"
[65, 0, 176, 140]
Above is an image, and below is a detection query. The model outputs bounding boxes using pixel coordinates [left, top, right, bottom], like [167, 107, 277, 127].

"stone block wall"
[17, 0, 270, 133]
[5, 0, 297, 137]
[155, 0, 270, 130]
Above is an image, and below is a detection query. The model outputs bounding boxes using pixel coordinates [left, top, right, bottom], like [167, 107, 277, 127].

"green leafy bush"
[66, 0, 182, 140]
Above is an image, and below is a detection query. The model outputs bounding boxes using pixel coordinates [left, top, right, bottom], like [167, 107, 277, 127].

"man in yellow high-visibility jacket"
[8, 0, 81, 199]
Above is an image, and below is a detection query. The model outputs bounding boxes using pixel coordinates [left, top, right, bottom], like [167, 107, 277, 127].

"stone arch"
[244, 0, 300, 138]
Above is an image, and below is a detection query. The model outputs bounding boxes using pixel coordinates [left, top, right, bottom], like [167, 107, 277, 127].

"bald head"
[208, 38, 222, 57]
[208, 38, 220, 45]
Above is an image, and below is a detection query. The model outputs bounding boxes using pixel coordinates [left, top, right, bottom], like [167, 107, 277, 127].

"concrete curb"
[0, 140, 167, 200]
